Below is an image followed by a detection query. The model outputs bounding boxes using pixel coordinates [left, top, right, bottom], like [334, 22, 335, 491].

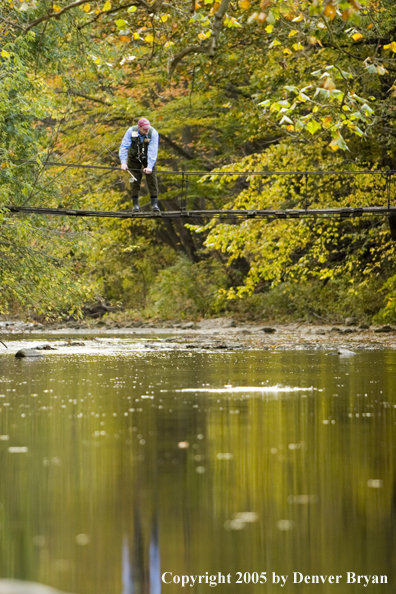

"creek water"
[0, 339, 395, 593]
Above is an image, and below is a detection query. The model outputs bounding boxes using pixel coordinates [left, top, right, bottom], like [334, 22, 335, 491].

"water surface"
[0, 345, 395, 593]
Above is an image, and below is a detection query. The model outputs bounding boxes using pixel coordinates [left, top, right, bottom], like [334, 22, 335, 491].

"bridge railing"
[4, 161, 396, 219]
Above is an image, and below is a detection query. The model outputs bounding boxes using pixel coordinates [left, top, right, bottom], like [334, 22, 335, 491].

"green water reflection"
[0, 349, 395, 593]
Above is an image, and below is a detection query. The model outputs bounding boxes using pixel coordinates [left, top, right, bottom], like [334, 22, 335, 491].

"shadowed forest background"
[1, 0, 396, 323]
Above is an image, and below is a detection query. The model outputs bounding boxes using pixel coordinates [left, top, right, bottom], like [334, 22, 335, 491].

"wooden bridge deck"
[3, 204, 396, 220]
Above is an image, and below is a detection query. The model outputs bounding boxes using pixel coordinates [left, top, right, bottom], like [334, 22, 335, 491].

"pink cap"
[138, 117, 150, 129]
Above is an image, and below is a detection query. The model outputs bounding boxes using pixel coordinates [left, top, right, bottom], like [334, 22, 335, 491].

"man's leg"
[127, 159, 143, 211]
[146, 164, 159, 212]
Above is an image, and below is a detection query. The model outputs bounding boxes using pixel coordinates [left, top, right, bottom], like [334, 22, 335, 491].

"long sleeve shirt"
[119, 127, 159, 170]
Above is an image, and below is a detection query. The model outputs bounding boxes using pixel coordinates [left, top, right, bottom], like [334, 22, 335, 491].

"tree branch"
[65, 90, 111, 105]
[77, 1, 147, 30]
[0, 16, 25, 31]
[24, 0, 89, 33]
[151, 0, 165, 14]
[169, 0, 230, 74]
[161, 134, 213, 170]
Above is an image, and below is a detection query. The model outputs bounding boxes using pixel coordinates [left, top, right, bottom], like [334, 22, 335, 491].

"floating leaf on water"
[287, 495, 318, 504]
[33, 535, 46, 547]
[195, 466, 205, 474]
[178, 441, 189, 449]
[224, 519, 245, 530]
[0, 435, 10, 441]
[75, 533, 90, 545]
[277, 519, 295, 531]
[368, 479, 383, 488]
[234, 511, 259, 522]
[8, 447, 28, 453]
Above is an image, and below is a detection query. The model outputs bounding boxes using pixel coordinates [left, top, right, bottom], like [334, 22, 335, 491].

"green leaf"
[266, 11, 276, 25]
[365, 64, 377, 74]
[306, 120, 321, 135]
[115, 19, 128, 28]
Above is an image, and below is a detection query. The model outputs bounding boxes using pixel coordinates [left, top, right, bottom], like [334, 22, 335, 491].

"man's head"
[138, 117, 150, 134]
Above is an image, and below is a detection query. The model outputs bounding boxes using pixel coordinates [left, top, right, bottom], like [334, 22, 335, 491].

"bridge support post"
[389, 216, 396, 241]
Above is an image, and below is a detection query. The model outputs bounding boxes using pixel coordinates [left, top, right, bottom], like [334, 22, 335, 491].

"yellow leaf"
[265, 24, 273, 33]
[239, 0, 250, 9]
[286, 125, 294, 131]
[164, 41, 174, 48]
[283, 48, 292, 55]
[323, 3, 336, 20]
[160, 13, 169, 22]
[384, 41, 396, 53]
[133, 32, 140, 39]
[1, 50, 10, 58]
[53, 4, 61, 11]
[102, 0, 111, 11]
[309, 36, 322, 46]
[144, 34, 154, 42]
[257, 12, 266, 23]
[367, 23, 373, 29]
[82, 3, 90, 12]
[119, 36, 130, 41]
[292, 42, 303, 51]
[288, 29, 298, 37]
[352, 32, 363, 41]
[292, 14, 303, 22]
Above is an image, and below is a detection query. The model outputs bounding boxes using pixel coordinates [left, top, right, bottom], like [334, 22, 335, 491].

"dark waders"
[127, 157, 159, 212]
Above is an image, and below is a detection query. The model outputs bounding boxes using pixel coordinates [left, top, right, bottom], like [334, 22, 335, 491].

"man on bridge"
[119, 117, 159, 212]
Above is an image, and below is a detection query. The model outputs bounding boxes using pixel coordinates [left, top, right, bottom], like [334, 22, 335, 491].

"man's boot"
[132, 196, 140, 212]
[151, 196, 160, 213]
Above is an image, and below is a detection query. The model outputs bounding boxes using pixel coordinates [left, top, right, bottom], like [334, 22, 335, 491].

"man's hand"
[121, 163, 128, 171]
[144, 167, 152, 174]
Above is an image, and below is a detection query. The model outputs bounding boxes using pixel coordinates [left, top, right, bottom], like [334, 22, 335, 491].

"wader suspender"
[135, 126, 153, 166]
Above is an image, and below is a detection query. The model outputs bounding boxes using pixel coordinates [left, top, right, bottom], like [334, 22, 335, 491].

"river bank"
[1, 318, 396, 352]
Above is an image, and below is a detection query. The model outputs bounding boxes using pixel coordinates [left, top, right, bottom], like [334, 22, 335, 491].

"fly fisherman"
[119, 117, 160, 212]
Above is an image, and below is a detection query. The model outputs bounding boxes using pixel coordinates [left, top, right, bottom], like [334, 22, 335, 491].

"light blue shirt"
[119, 127, 159, 170]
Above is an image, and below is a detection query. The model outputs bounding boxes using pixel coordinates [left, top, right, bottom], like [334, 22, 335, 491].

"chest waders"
[127, 126, 159, 213]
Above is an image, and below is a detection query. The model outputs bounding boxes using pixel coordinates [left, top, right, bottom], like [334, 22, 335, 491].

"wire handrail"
[10, 160, 396, 177]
